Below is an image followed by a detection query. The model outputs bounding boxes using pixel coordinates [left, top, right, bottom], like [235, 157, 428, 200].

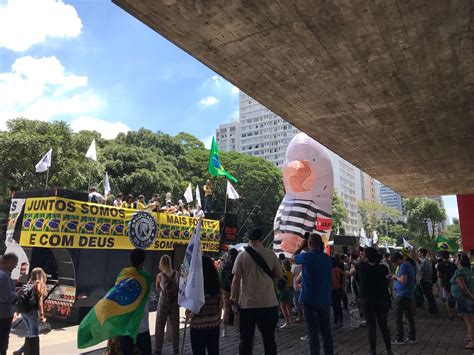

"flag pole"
[87, 161, 93, 191]
[224, 190, 228, 214]
[45, 168, 50, 190]
[181, 316, 188, 355]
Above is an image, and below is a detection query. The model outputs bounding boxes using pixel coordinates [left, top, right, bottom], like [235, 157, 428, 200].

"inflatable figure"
[273, 133, 334, 256]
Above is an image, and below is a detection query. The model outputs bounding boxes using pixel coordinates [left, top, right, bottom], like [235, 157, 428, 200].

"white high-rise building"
[215, 121, 240, 152]
[238, 92, 299, 166]
[215, 91, 380, 235]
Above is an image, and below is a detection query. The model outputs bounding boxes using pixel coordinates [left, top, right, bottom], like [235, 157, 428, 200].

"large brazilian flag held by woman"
[77, 267, 152, 348]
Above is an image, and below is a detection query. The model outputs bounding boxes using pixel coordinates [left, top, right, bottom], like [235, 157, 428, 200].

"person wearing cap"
[203, 180, 214, 213]
[293, 233, 333, 355]
[88, 186, 105, 204]
[391, 252, 416, 345]
[230, 228, 282, 354]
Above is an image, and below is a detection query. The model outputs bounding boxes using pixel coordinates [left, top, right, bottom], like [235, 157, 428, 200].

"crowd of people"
[88, 186, 207, 218]
[2, 233, 474, 355]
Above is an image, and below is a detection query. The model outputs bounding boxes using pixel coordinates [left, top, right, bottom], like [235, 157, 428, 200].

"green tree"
[357, 200, 400, 235]
[404, 197, 447, 240]
[332, 189, 348, 234]
[445, 217, 460, 240]
[0, 118, 103, 198]
[0, 118, 284, 243]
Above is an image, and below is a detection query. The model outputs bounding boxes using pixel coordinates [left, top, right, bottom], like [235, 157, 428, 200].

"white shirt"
[88, 192, 104, 203]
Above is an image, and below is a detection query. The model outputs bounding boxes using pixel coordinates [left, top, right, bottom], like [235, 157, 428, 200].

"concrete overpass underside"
[113, 0, 473, 196]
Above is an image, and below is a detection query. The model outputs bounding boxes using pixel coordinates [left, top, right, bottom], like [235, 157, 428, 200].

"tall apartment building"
[379, 183, 404, 215]
[215, 121, 240, 152]
[216, 91, 380, 236]
[237, 92, 299, 166]
[361, 172, 380, 203]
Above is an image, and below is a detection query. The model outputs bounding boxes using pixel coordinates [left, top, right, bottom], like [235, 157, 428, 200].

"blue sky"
[0, 0, 458, 223]
[0, 0, 238, 144]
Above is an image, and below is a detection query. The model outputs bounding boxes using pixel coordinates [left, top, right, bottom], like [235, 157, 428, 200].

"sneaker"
[406, 337, 416, 344]
[391, 338, 407, 345]
[300, 335, 309, 341]
[280, 322, 289, 329]
[221, 330, 228, 338]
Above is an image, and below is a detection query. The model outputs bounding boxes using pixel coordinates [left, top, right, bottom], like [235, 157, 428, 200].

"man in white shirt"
[230, 228, 283, 354]
[88, 186, 105, 204]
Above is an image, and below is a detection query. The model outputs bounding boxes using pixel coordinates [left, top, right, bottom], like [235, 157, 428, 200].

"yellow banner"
[19, 197, 220, 252]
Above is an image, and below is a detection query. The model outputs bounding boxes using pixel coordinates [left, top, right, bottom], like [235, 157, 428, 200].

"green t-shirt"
[450, 267, 471, 299]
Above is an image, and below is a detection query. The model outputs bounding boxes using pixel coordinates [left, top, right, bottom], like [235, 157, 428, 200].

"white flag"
[178, 218, 205, 314]
[359, 228, 371, 247]
[104, 172, 110, 196]
[385, 241, 390, 254]
[403, 237, 413, 250]
[226, 181, 239, 200]
[85, 139, 97, 161]
[35, 149, 52, 173]
[195, 185, 201, 207]
[372, 230, 378, 244]
[184, 183, 193, 203]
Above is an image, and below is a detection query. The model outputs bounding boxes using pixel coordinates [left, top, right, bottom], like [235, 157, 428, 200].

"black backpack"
[162, 271, 178, 303]
[16, 283, 37, 314]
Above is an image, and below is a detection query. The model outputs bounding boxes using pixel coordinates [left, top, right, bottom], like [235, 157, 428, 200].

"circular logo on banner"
[128, 211, 158, 249]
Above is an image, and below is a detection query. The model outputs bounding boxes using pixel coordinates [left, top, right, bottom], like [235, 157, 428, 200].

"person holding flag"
[77, 249, 152, 353]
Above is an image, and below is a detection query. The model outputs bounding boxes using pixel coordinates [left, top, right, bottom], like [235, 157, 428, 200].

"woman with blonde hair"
[155, 255, 179, 355]
[13, 267, 47, 355]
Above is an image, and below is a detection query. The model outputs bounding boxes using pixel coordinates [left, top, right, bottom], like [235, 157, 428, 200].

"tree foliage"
[0, 119, 284, 240]
[332, 189, 348, 234]
[357, 200, 400, 235]
[444, 217, 460, 240]
[403, 197, 447, 239]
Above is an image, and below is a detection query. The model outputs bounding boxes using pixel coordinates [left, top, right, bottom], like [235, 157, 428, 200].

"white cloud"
[200, 96, 219, 106]
[229, 109, 239, 122]
[231, 85, 239, 95]
[70, 116, 130, 139]
[0, 0, 82, 51]
[0, 56, 102, 129]
[201, 135, 213, 149]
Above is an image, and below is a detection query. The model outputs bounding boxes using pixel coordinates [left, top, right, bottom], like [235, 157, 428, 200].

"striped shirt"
[190, 293, 222, 329]
[273, 197, 331, 253]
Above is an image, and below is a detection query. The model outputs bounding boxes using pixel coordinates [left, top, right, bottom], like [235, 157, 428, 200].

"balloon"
[273, 133, 334, 256]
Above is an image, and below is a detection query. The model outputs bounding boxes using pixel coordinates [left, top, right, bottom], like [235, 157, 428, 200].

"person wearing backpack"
[450, 253, 474, 350]
[155, 255, 179, 355]
[13, 267, 47, 355]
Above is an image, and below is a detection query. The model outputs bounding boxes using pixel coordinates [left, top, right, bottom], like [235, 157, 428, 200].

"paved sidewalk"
[85, 300, 474, 355]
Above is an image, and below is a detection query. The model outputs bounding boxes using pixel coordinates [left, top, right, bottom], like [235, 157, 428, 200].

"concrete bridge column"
[457, 195, 474, 252]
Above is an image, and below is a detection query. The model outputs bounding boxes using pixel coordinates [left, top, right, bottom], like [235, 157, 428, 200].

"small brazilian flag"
[208, 136, 238, 182]
[77, 267, 152, 349]
[436, 235, 459, 253]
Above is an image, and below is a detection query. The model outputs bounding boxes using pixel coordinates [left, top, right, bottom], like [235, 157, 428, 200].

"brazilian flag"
[208, 136, 238, 182]
[436, 235, 459, 253]
[77, 267, 152, 349]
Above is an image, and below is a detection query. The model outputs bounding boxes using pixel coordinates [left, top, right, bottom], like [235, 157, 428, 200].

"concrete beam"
[113, 0, 474, 196]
